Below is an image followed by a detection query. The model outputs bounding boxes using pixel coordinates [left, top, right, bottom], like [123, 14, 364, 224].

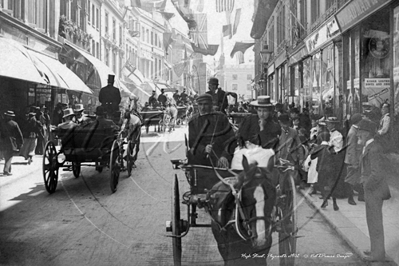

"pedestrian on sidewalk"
[19, 112, 40, 164]
[357, 118, 391, 263]
[0, 111, 23, 176]
[344, 113, 364, 205]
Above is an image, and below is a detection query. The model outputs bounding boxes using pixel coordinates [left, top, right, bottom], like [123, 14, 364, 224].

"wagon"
[140, 108, 164, 133]
[43, 118, 134, 194]
[166, 157, 298, 266]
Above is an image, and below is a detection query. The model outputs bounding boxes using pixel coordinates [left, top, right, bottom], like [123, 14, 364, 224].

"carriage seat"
[64, 119, 118, 161]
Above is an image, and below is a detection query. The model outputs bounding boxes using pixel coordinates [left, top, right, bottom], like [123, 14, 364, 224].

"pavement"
[298, 152, 399, 266]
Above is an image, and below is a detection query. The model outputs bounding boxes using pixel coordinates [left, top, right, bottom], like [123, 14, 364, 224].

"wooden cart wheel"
[42, 141, 59, 194]
[72, 161, 81, 178]
[278, 173, 297, 266]
[109, 140, 120, 193]
[172, 174, 182, 266]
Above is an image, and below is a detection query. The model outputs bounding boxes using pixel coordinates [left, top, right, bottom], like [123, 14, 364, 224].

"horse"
[207, 155, 277, 266]
[121, 96, 142, 169]
[162, 102, 178, 132]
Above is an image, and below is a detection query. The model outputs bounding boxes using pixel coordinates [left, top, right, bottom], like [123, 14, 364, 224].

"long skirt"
[19, 138, 37, 159]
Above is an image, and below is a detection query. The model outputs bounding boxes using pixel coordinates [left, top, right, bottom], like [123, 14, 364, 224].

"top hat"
[108, 74, 115, 83]
[250, 95, 274, 108]
[4, 110, 15, 117]
[196, 94, 213, 103]
[74, 104, 84, 112]
[357, 119, 377, 133]
[62, 108, 75, 118]
[94, 106, 106, 116]
[208, 77, 219, 85]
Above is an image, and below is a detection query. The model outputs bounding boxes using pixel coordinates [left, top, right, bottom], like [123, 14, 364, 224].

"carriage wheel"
[126, 141, 134, 177]
[278, 173, 297, 266]
[42, 141, 59, 194]
[72, 161, 81, 178]
[109, 140, 120, 193]
[171, 174, 182, 266]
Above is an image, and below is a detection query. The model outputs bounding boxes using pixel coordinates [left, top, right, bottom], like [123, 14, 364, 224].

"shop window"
[361, 9, 390, 109]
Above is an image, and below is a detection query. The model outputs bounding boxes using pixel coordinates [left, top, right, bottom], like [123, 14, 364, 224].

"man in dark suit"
[99, 74, 121, 116]
[0, 111, 23, 175]
[206, 77, 228, 113]
[157, 89, 167, 107]
[236, 95, 281, 149]
[188, 94, 236, 168]
[358, 119, 390, 263]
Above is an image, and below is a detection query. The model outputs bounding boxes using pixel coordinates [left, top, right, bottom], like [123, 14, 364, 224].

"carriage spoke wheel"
[278, 173, 297, 266]
[42, 141, 59, 194]
[72, 161, 81, 178]
[109, 140, 120, 193]
[171, 175, 182, 266]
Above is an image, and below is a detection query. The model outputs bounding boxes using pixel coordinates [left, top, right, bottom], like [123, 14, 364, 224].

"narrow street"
[0, 125, 364, 266]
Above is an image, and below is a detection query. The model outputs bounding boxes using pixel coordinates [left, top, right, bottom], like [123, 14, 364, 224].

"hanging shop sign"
[335, 0, 392, 33]
[305, 18, 340, 54]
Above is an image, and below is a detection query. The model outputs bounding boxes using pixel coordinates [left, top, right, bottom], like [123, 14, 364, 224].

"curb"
[298, 188, 397, 266]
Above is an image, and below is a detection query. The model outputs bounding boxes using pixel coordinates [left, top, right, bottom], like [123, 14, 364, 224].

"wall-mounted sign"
[364, 78, 390, 89]
[305, 18, 340, 54]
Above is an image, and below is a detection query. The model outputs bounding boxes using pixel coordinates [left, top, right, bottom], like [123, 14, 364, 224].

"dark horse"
[207, 156, 276, 266]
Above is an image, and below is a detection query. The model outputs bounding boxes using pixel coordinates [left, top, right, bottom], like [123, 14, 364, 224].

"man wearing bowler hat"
[188, 94, 236, 167]
[357, 119, 390, 263]
[236, 95, 281, 149]
[0, 111, 24, 175]
[206, 77, 228, 113]
[99, 74, 121, 116]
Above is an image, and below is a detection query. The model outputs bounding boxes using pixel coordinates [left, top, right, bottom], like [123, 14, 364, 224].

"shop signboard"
[305, 18, 340, 54]
[364, 78, 390, 103]
[336, 0, 392, 33]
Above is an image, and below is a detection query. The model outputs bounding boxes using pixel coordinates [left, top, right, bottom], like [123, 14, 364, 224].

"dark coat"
[236, 115, 281, 148]
[206, 89, 228, 113]
[158, 94, 167, 107]
[188, 112, 236, 166]
[0, 119, 23, 152]
[99, 84, 121, 112]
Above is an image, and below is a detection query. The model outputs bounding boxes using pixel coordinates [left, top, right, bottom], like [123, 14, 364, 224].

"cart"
[166, 157, 298, 266]
[140, 108, 164, 133]
[43, 119, 133, 194]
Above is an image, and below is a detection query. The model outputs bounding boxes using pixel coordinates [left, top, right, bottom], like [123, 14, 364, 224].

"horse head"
[234, 155, 276, 249]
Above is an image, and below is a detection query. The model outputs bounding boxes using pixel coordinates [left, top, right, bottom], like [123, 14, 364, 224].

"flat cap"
[357, 119, 377, 133]
[196, 94, 213, 103]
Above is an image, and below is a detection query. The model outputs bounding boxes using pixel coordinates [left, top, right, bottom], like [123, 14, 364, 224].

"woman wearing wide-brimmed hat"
[236, 95, 281, 148]
[0, 111, 24, 175]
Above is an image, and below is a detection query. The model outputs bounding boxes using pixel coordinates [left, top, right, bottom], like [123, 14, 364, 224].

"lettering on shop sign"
[305, 18, 340, 53]
[364, 78, 390, 89]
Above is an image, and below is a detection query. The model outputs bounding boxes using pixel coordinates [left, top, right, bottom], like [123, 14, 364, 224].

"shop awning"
[65, 41, 120, 89]
[0, 38, 46, 84]
[27, 50, 92, 94]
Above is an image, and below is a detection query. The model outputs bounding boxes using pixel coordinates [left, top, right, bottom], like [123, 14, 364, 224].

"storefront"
[336, 0, 396, 116]
[301, 16, 341, 117]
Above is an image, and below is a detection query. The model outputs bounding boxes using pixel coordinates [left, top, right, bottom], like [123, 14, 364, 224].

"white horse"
[121, 96, 142, 169]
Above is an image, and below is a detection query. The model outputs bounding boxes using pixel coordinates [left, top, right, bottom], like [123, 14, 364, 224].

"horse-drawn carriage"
[43, 109, 140, 194]
[141, 105, 188, 133]
[167, 150, 298, 265]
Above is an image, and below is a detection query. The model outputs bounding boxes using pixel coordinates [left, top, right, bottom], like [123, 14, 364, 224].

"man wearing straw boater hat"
[187, 94, 236, 167]
[74, 104, 91, 125]
[236, 95, 281, 148]
[0, 111, 23, 176]
[99, 74, 121, 117]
